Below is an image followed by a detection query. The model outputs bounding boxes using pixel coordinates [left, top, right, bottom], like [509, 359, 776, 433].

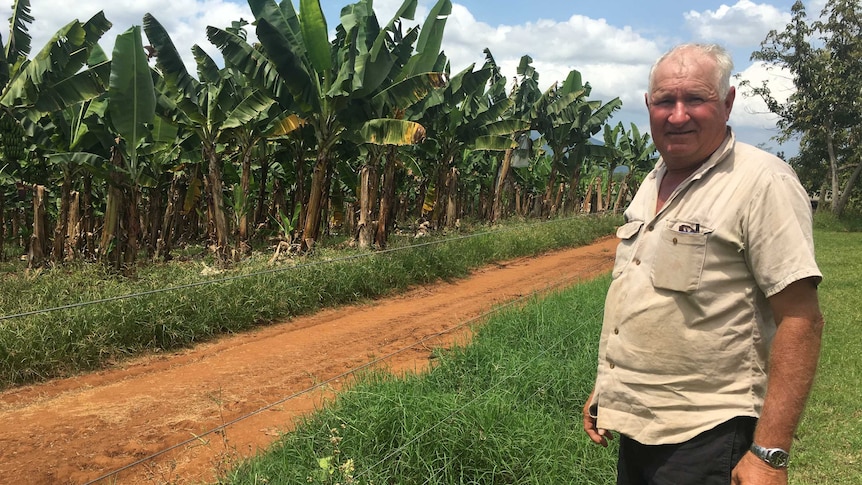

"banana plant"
[91, 25, 156, 270]
[338, 6, 449, 249]
[144, 13, 298, 262]
[414, 49, 528, 228]
[208, 0, 452, 251]
[522, 61, 622, 216]
[0, 5, 113, 266]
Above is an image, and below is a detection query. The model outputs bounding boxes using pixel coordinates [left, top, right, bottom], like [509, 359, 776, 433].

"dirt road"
[0, 237, 618, 485]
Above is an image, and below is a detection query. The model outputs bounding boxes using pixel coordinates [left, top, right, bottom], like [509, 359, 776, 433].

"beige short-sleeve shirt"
[591, 130, 822, 445]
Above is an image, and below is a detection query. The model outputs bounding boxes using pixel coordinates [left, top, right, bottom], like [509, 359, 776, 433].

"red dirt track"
[0, 237, 617, 485]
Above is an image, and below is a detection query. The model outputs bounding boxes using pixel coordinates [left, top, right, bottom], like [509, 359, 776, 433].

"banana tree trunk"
[237, 145, 253, 256]
[302, 150, 330, 251]
[100, 148, 126, 269]
[492, 148, 513, 223]
[0, 191, 5, 261]
[542, 164, 558, 217]
[156, 173, 182, 261]
[605, 161, 618, 209]
[124, 186, 142, 269]
[595, 177, 605, 213]
[444, 165, 459, 228]
[202, 141, 230, 262]
[375, 146, 398, 249]
[566, 162, 583, 216]
[431, 161, 448, 229]
[415, 178, 428, 221]
[613, 173, 630, 214]
[81, 173, 95, 259]
[52, 169, 72, 262]
[254, 158, 270, 230]
[28, 185, 49, 269]
[67, 191, 80, 259]
[551, 183, 564, 217]
[357, 151, 380, 249]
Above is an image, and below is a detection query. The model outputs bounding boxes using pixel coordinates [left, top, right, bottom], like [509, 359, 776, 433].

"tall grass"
[220, 277, 618, 484]
[0, 215, 621, 388]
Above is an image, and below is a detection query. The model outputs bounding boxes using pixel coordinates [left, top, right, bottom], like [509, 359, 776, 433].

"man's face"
[646, 51, 735, 171]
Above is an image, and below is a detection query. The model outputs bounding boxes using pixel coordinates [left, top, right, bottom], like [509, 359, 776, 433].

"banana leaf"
[299, 0, 331, 75]
[248, 0, 305, 59]
[206, 26, 288, 107]
[371, 72, 448, 113]
[256, 18, 319, 113]
[474, 135, 517, 151]
[356, 118, 426, 146]
[221, 91, 276, 129]
[143, 14, 200, 102]
[108, 25, 155, 173]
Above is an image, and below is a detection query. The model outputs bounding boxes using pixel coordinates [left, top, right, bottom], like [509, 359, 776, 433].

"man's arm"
[732, 277, 824, 484]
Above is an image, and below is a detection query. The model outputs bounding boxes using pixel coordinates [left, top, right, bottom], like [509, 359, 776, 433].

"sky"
[11, 0, 832, 156]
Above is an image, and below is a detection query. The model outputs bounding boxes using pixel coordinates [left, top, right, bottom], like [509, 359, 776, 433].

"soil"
[0, 237, 618, 485]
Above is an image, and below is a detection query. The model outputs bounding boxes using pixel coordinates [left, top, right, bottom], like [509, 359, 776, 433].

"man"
[583, 43, 824, 485]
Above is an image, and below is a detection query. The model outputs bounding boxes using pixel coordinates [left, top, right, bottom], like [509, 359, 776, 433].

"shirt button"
[634, 259, 641, 265]
[613, 328, 619, 335]
[609, 361, 615, 369]
[647, 225, 654, 231]
[672, 237, 678, 245]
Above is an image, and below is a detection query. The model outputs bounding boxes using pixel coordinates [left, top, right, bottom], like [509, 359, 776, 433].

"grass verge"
[0, 215, 621, 388]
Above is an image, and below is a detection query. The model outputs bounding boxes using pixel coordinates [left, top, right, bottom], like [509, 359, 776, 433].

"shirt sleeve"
[743, 168, 822, 298]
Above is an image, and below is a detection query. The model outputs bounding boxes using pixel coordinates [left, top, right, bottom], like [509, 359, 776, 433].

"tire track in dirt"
[0, 237, 617, 485]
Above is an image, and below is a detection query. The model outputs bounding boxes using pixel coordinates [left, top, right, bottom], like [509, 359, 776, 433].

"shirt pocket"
[612, 220, 644, 279]
[651, 225, 711, 293]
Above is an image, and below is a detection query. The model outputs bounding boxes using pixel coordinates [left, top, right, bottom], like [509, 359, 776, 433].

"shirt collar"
[650, 127, 735, 181]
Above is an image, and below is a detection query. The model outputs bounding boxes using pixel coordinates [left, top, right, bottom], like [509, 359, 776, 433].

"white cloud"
[441, 4, 660, 99]
[684, 0, 790, 46]
[24, 0, 253, 71]
[731, 61, 793, 128]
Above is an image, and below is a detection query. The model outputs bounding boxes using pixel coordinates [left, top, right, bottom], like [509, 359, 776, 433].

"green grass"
[217, 213, 862, 484]
[0, 215, 621, 388]
[790, 229, 862, 484]
[219, 277, 618, 484]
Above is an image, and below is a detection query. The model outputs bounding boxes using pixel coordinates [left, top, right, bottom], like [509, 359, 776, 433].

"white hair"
[648, 43, 734, 99]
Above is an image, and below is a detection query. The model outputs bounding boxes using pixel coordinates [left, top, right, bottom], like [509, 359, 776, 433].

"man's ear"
[644, 92, 650, 109]
[724, 86, 736, 119]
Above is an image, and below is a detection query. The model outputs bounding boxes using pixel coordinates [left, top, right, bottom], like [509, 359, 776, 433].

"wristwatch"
[750, 443, 790, 469]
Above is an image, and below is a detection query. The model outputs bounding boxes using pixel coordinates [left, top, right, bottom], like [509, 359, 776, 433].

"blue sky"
[15, 0, 831, 155]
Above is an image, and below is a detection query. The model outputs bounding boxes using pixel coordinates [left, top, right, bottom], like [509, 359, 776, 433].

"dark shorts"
[616, 416, 756, 485]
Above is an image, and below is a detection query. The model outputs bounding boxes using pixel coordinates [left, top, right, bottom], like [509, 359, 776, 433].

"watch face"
[767, 449, 790, 468]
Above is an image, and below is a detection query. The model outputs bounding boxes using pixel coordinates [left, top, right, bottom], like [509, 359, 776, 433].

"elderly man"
[583, 43, 824, 485]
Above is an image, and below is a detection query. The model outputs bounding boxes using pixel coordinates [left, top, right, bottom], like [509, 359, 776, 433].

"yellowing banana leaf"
[359, 118, 426, 146]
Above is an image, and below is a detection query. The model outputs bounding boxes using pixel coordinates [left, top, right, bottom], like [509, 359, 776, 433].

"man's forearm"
[753, 314, 823, 450]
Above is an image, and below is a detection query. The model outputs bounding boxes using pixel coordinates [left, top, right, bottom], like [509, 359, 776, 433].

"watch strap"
[750, 442, 790, 469]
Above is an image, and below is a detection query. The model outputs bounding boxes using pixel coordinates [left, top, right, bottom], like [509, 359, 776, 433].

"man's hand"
[583, 395, 614, 447]
[731, 452, 788, 485]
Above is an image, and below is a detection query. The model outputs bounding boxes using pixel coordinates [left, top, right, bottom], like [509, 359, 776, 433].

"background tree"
[743, 0, 862, 216]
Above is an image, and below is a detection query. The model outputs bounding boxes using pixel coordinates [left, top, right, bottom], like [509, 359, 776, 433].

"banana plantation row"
[0, 0, 655, 270]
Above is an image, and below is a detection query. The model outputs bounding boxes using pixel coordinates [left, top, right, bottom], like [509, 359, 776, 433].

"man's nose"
[668, 101, 690, 124]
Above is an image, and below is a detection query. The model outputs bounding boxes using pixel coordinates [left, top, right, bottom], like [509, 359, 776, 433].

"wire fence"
[1, 215, 595, 323]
